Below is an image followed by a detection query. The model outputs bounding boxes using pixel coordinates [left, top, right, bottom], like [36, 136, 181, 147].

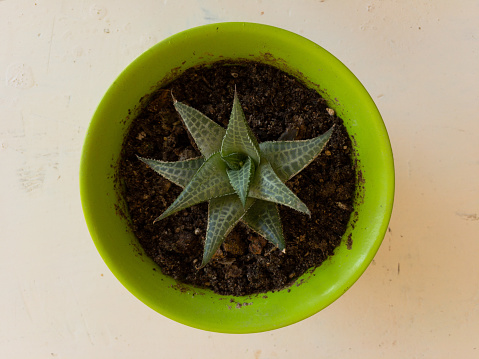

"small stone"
[223, 232, 247, 255]
[225, 264, 242, 278]
[212, 248, 224, 261]
[162, 181, 172, 191]
[347, 234, 353, 250]
[178, 148, 196, 160]
[326, 108, 335, 116]
[174, 232, 195, 252]
[217, 257, 236, 266]
[336, 202, 352, 211]
[204, 104, 215, 115]
[249, 235, 267, 255]
[194, 228, 201, 235]
[278, 126, 298, 141]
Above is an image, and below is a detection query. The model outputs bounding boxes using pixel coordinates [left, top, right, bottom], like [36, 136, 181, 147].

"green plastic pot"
[80, 22, 394, 333]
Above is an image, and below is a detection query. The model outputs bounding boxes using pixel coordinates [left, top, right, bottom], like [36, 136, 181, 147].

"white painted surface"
[1, 0, 478, 357]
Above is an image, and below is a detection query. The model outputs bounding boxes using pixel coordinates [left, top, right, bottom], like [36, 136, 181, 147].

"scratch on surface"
[19, 286, 33, 322]
[201, 7, 222, 22]
[69, 279, 94, 345]
[18, 166, 45, 192]
[47, 16, 56, 73]
[456, 212, 479, 221]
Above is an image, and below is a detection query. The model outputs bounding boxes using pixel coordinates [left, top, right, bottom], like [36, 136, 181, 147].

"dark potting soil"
[118, 61, 356, 296]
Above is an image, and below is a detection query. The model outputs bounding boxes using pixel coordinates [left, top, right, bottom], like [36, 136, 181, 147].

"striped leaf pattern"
[156, 153, 234, 222]
[202, 195, 255, 266]
[221, 92, 261, 166]
[260, 126, 334, 181]
[221, 152, 247, 170]
[226, 156, 255, 207]
[138, 156, 204, 188]
[248, 160, 310, 215]
[242, 200, 285, 250]
[174, 101, 226, 157]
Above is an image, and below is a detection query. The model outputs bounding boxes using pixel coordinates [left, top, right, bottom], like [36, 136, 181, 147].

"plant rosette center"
[139, 91, 333, 267]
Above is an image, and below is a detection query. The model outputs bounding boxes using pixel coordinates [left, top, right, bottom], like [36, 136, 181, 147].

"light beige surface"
[1, 0, 478, 358]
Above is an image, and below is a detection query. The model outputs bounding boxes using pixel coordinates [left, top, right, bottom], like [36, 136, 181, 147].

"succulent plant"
[139, 91, 333, 267]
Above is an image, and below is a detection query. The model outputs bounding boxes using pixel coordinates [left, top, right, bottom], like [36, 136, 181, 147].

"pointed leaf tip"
[221, 93, 261, 165]
[138, 155, 204, 188]
[201, 195, 254, 266]
[243, 200, 285, 250]
[259, 126, 335, 182]
[155, 152, 234, 221]
[249, 160, 311, 215]
[174, 101, 226, 158]
[226, 156, 255, 207]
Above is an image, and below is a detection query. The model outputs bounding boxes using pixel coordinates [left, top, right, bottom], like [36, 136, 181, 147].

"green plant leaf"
[221, 152, 248, 171]
[138, 156, 204, 188]
[248, 159, 310, 215]
[220, 91, 260, 165]
[226, 156, 255, 207]
[174, 101, 226, 157]
[242, 200, 285, 250]
[260, 126, 334, 181]
[156, 152, 234, 222]
[202, 195, 255, 267]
